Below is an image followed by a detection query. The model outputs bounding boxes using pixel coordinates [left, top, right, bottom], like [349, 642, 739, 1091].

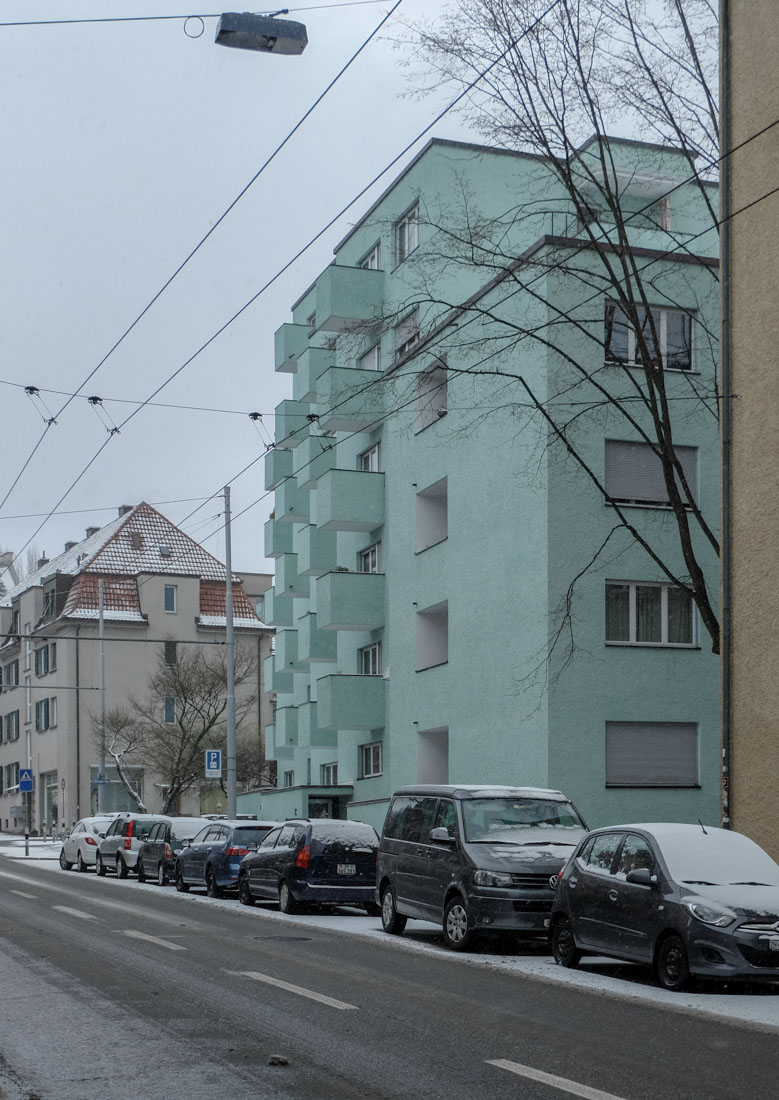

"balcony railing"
[316, 468, 384, 532]
[314, 264, 384, 332]
[316, 570, 385, 631]
[274, 478, 311, 524]
[274, 399, 311, 449]
[293, 346, 335, 403]
[296, 611, 337, 664]
[316, 674, 386, 731]
[274, 322, 309, 373]
[275, 554, 310, 600]
[296, 524, 338, 576]
[264, 446, 293, 491]
[292, 433, 338, 489]
[317, 367, 387, 433]
[264, 518, 293, 560]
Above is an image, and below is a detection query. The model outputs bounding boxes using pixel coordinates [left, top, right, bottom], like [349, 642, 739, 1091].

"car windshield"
[657, 827, 779, 887]
[462, 798, 585, 842]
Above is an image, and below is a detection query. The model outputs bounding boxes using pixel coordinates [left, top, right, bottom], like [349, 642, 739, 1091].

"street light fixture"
[215, 12, 308, 55]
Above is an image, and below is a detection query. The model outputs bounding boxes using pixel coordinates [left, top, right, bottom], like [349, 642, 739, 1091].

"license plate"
[768, 939, 779, 952]
[337, 864, 356, 875]
[543, 918, 551, 928]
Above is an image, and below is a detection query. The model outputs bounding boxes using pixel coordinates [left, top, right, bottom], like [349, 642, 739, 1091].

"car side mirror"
[430, 826, 455, 844]
[98, 832, 106, 839]
[625, 868, 657, 887]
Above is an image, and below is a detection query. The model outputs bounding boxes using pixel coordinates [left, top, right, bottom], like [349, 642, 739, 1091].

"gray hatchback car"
[95, 813, 169, 878]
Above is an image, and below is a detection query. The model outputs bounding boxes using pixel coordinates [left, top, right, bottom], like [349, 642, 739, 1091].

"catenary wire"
[0, 2, 390, 29]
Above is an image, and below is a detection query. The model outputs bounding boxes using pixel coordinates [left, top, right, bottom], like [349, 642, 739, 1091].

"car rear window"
[233, 826, 273, 846]
[133, 819, 164, 839]
[311, 822, 378, 851]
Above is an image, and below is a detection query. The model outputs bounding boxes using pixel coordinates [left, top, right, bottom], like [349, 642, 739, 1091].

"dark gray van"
[376, 784, 587, 951]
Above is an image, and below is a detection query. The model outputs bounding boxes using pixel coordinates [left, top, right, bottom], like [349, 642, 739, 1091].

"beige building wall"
[727, 1, 779, 857]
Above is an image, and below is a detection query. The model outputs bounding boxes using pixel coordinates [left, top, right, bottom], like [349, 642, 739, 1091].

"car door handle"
[608, 889, 619, 902]
[569, 876, 577, 887]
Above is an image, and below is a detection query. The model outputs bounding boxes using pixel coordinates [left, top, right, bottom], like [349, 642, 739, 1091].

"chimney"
[86, 526, 99, 538]
[37, 556, 49, 569]
[64, 541, 77, 553]
[118, 505, 133, 517]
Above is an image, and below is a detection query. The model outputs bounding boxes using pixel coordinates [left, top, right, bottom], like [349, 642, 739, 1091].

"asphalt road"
[1, 859, 778, 1100]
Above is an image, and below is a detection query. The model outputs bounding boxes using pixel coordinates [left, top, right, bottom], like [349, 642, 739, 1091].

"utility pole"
[98, 579, 106, 812]
[224, 487, 237, 818]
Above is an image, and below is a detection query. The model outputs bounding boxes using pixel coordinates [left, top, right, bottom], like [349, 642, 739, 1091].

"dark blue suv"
[175, 820, 277, 897]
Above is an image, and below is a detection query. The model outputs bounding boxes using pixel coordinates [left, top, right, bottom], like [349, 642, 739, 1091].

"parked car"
[136, 817, 204, 886]
[95, 813, 169, 878]
[58, 815, 118, 872]
[550, 822, 779, 991]
[376, 784, 588, 951]
[238, 818, 380, 914]
[175, 820, 277, 897]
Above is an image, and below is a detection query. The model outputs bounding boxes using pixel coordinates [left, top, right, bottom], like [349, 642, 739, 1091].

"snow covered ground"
[3, 833, 779, 1032]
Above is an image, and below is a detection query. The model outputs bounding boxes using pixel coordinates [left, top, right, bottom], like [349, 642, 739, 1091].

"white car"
[59, 815, 119, 872]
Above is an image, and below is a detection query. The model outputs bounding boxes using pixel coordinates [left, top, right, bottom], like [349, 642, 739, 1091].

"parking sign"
[205, 750, 222, 778]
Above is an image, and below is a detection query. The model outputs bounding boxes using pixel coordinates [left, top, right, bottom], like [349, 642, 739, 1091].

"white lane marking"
[228, 970, 357, 1010]
[10, 889, 36, 898]
[123, 930, 186, 951]
[487, 1060, 628, 1100]
[53, 905, 97, 920]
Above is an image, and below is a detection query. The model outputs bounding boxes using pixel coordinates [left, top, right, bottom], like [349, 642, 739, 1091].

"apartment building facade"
[0, 503, 272, 833]
[255, 136, 721, 833]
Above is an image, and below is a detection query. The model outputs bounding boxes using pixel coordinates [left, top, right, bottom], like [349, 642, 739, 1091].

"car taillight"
[124, 821, 134, 850]
[295, 844, 310, 869]
[164, 843, 172, 860]
[226, 846, 249, 857]
[85, 836, 98, 846]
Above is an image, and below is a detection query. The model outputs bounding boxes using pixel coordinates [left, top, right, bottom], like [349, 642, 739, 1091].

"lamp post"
[215, 12, 308, 55]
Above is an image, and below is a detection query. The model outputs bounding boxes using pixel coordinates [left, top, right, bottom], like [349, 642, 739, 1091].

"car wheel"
[156, 862, 168, 887]
[136, 859, 146, 883]
[59, 849, 73, 871]
[96, 853, 106, 877]
[238, 875, 255, 907]
[206, 867, 222, 899]
[278, 880, 298, 914]
[380, 884, 407, 936]
[364, 902, 381, 918]
[443, 896, 476, 952]
[77, 852, 88, 873]
[656, 933, 691, 992]
[175, 865, 190, 893]
[551, 916, 581, 969]
[116, 856, 129, 879]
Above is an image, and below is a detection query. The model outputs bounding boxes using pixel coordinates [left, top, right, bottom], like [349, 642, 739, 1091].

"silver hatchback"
[96, 813, 169, 878]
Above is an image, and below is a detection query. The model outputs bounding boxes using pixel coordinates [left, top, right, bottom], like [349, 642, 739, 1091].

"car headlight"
[683, 900, 737, 928]
[474, 869, 513, 887]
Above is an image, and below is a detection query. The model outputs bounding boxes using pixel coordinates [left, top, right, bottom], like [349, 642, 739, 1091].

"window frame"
[360, 741, 383, 779]
[605, 721, 700, 788]
[605, 439, 697, 508]
[604, 302, 695, 373]
[605, 581, 696, 647]
[359, 641, 382, 676]
[321, 761, 338, 786]
[358, 344, 381, 371]
[358, 543, 381, 574]
[163, 585, 177, 613]
[164, 696, 176, 725]
[35, 697, 50, 732]
[358, 242, 381, 270]
[394, 307, 420, 361]
[395, 204, 419, 265]
[283, 770, 295, 788]
[415, 362, 447, 434]
[358, 442, 381, 472]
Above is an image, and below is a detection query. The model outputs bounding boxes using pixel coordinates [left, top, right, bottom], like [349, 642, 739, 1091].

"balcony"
[265, 723, 292, 762]
[317, 367, 387, 432]
[274, 399, 312, 449]
[275, 705, 299, 751]
[275, 555, 310, 600]
[264, 655, 293, 694]
[316, 469, 384, 532]
[293, 346, 335, 403]
[292, 433, 338, 488]
[274, 323, 309, 373]
[274, 478, 311, 524]
[264, 446, 293, 491]
[314, 264, 385, 332]
[264, 588, 294, 627]
[264, 518, 293, 559]
[316, 570, 385, 631]
[275, 629, 306, 676]
[296, 524, 338, 577]
[297, 611, 337, 665]
[316, 674, 386, 731]
[297, 702, 337, 749]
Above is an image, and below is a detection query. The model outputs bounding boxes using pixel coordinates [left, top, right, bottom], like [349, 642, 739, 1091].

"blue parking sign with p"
[205, 750, 222, 778]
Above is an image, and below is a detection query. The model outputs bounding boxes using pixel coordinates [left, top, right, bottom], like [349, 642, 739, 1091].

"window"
[306, 311, 316, 335]
[415, 362, 447, 432]
[164, 585, 177, 613]
[359, 344, 381, 371]
[578, 833, 622, 874]
[50, 697, 57, 727]
[5, 712, 19, 742]
[164, 641, 177, 666]
[321, 762, 338, 786]
[359, 242, 381, 270]
[605, 304, 693, 372]
[416, 601, 448, 671]
[361, 742, 382, 778]
[42, 589, 55, 619]
[416, 478, 448, 552]
[359, 642, 382, 676]
[24, 625, 31, 671]
[4, 660, 19, 689]
[394, 308, 420, 361]
[254, 596, 264, 620]
[395, 204, 419, 264]
[34, 647, 49, 677]
[164, 697, 176, 724]
[49, 643, 56, 672]
[35, 698, 50, 732]
[614, 834, 656, 878]
[25, 679, 31, 724]
[358, 543, 381, 574]
[606, 582, 694, 646]
[283, 770, 294, 788]
[5, 762, 19, 791]
[605, 721, 699, 787]
[605, 440, 697, 507]
[358, 443, 381, 472]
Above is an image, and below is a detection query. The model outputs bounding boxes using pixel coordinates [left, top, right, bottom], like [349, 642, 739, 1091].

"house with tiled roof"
[0, 503, 273, 833]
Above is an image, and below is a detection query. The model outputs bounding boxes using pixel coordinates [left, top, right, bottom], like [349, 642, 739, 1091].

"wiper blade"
[682, 879, 719, 886]
[729, 881, 775, 887]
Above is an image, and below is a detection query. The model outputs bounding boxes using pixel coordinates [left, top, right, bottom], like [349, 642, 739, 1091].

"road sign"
[205, 750, 222, 779]
[19, 769, 33, 792]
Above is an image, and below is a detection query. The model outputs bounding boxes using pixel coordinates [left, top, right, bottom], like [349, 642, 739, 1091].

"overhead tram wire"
[0, 2, 391, 29]
[0, 0, 404, 518]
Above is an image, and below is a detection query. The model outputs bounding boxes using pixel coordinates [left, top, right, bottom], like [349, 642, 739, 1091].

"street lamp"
[215, 12, 308, 55]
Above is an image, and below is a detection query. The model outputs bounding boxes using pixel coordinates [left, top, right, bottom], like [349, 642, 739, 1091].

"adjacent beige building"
[0, 503, 273, 833]
[724, 2, 779, 856]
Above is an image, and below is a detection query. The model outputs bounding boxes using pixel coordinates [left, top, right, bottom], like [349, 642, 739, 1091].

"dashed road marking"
[228, 970, 357, 1010]
[9, 889, 36, 899]
[487, 1059, 628, 1100]
[53, 905, 97, 920]
[123, 930, 186, 951]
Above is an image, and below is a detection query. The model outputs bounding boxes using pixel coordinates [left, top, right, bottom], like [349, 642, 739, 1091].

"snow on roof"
[198, 615, 266, 631]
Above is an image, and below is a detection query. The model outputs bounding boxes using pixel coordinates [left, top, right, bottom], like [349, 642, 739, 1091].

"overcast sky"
[0, 0, 474, 577]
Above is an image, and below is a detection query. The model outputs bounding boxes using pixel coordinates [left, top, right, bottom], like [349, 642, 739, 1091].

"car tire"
[380, 884, 407, 936]
[206, 867, 222, 899]
[116, 856, 129, 879]
[136, 859, 146, 883]
[59, 849, 73, 871]
[156, 862, 168, 887]
[96, 853, 106, 877]
[238, 875, 255, 907]
[77, 852, 88, 873]
[443, 895, 476, 952]
[175, 865, 190, 893]
[551, 916, 581, 969]
[364, 902, 381, 918]
[278, 880, 298, 914]
[656, 933, 691, 992]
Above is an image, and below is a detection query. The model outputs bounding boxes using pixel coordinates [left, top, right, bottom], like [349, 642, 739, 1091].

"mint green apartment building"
[251, 136, 720, 833]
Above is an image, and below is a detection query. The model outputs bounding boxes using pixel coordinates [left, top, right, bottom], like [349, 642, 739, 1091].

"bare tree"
[103, 642, 258, 814]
